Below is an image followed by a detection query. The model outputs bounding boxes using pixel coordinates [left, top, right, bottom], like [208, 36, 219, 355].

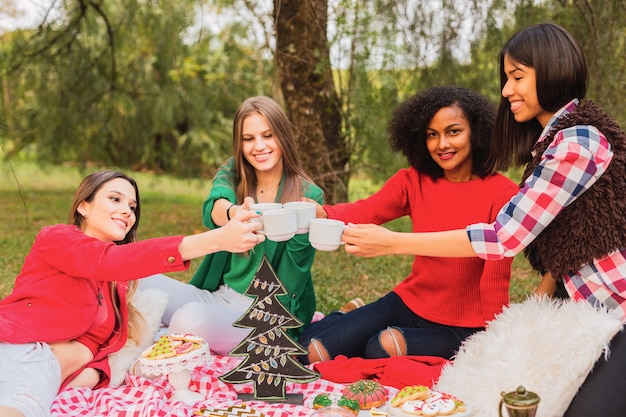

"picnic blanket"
[51, 355, 399, 417]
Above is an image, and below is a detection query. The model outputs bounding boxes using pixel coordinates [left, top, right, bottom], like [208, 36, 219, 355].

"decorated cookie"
[312, 393, 360, 416]
[313, 394, 333, 409]
[388, 389, 469, 417]
[142, 335, 176, 360]
[174, 341, 196, 355]
[170, 332, 204, 343]
[337, 396, 360, 416]
[142, 334, 205, 360]
[390, 385, 430, 407]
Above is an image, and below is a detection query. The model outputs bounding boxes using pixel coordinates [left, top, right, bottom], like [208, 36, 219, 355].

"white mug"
[249, 203, 282, 235]
[258, 208, 297, 242]
[250, 202, 283, 213]
[308, 218, 347, 251]
[283, 201, 316, 234]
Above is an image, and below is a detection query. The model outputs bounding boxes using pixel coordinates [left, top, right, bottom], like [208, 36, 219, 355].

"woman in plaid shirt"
[340, 23, 626, 416]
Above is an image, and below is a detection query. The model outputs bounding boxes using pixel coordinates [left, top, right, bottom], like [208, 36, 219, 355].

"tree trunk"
[273, 0, 349, 204]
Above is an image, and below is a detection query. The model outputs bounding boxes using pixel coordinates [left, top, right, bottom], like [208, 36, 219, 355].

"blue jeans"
[298, 292, 482, 364]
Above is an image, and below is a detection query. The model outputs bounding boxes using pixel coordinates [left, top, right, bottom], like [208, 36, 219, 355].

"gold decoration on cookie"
[369, 407, 388, 416]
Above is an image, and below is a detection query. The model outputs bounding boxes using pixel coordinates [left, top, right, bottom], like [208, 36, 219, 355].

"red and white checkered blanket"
[51, 355, 397, 417]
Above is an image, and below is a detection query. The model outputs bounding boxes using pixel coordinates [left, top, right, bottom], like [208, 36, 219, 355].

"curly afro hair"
[387, 85, 496, 180]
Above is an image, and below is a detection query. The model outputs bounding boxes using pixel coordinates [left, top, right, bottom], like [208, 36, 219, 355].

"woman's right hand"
[216, 198, 265, 253]
[179, 197, 264, 259]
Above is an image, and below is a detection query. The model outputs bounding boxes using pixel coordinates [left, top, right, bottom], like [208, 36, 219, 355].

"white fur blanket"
[435, 296, 623, 417]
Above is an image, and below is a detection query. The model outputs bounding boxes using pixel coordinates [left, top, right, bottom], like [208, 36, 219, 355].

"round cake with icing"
[388, 386, 470, 417]
[341, 379, 387, 410]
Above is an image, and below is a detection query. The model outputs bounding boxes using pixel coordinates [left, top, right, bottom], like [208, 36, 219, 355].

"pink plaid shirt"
[467, 99, 626, 321]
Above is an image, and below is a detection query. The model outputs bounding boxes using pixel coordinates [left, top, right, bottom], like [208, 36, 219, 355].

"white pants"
[139, 274, 252, 355]
[0, 342, 61, 417]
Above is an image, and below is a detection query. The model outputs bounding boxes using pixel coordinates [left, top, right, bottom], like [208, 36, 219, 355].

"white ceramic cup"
[249, 203, 283, 238]
[258, 208, 297, 242]
[283, 201, 317, 234]
[250, 202, 283, 213]
[308, 218, 347, 251]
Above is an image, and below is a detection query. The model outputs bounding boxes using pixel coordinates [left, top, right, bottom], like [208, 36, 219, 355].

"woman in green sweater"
[142, 96, 323, 354]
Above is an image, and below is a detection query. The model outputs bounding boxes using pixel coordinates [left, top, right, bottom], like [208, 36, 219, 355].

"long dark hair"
[491, 22, 588, 171]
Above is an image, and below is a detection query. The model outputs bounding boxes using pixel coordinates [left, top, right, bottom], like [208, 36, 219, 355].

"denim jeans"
[0, 342, 61, 417]
[298, 292, 482, 364]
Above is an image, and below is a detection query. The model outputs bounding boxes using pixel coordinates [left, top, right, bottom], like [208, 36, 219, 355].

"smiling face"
[502, 54, 554, 127]
[425, 105, 474, 182]
[78, 177, 137, 242]
[241, 112, 284, 176]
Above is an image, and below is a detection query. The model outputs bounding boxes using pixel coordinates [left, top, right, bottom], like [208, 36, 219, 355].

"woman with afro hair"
[298, 85, 518, 364]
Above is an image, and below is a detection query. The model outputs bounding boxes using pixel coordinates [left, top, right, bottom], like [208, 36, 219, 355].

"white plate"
[383, 391, 471, 417]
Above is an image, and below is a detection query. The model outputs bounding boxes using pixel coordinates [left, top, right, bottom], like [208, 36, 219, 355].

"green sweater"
[190, 157, 324, 337]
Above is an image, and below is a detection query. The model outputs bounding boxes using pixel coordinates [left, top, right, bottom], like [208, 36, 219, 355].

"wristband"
[226, 203, 236, 221]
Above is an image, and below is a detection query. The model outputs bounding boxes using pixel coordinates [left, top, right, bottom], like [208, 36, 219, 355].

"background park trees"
[0, 0, 624, 203]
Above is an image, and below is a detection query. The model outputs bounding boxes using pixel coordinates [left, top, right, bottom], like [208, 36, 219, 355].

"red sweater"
[325, 168, 518, 327]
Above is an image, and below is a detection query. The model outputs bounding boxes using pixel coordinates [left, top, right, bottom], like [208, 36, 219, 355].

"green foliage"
[551, 0, 626, 125]
[0, 0, 274, 178]
[1, 0, 624, 187]
[338, 67, 405, 183]
[334, 0, 625, 187]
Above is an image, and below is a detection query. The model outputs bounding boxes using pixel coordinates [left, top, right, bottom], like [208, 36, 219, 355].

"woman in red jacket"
[0, 170, 263, 417]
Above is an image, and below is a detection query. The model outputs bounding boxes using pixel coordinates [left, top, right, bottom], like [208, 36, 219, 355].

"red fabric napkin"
[312, 355, 450, 389]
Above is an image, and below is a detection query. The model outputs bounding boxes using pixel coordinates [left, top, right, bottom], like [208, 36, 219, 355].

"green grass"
[0, 160, 540, 312]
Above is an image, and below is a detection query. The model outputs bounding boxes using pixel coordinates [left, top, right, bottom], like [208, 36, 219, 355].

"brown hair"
[231, 96, 314, 203]
[69, 170, 145, 343]
[69, 170, 141, 244]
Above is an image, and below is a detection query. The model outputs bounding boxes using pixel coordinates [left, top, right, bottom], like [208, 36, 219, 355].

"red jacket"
[0, 224, 189, 389]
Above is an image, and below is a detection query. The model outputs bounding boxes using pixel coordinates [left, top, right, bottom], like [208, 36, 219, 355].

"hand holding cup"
[250, 203, 297, 242]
